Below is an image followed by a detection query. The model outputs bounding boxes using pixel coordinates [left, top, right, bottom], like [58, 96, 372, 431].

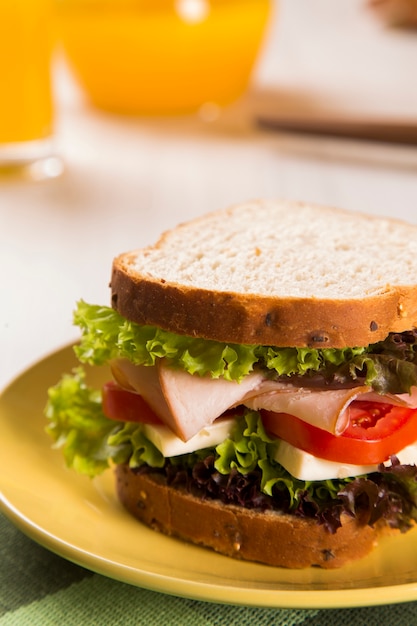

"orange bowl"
[56, 0, 272, 115]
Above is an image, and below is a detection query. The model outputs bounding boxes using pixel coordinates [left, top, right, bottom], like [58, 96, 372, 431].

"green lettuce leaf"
[72, 300, 369, 383]
[214, 411, 346, 508]
[72, 301, 417, 392]
[45, 368, 164, 477]
[348, 353, 417, 394]
[108, 422, 165, 469]
[73, 300, 258, 382]
[259, 345, 366, 376]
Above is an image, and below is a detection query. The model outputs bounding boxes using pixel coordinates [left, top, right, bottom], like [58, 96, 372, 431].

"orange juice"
[0, 0, 53, 144]
[58, 0, 271, 114]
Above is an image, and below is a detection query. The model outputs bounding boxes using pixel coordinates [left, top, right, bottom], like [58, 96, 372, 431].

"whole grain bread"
[115, 464, 390, 569]
[110, 200, 417, 348]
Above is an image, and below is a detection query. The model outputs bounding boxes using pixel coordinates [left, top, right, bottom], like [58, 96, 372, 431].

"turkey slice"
[244, 385, 371, 435]
[244, 383, 417, 435]
[111, 358, 417, 440]
[110, 358, 265, 441]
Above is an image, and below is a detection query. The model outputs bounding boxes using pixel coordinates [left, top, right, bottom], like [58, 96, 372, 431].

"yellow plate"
[1, 345, 417, 609]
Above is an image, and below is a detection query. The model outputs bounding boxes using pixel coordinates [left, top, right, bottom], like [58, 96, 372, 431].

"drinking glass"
[0, 0, 62, 180]
[57, 0, 272, 115]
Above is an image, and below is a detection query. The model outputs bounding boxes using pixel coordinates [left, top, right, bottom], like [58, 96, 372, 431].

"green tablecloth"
[1, 512, 417, 625]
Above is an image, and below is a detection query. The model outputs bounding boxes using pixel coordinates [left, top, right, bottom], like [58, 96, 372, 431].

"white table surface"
[1, 0, 417, 391]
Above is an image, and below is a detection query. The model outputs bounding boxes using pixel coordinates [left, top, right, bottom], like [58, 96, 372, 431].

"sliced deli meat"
[110, 358, 265, 441]
[244, 385, 372, 435]
[111, 359, 417, 440]
[240, 383, 417, 435]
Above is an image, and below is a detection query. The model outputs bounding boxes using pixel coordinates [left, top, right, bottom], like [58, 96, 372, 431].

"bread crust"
[111, 254, 416, 348]
[115, 464, 388, 569]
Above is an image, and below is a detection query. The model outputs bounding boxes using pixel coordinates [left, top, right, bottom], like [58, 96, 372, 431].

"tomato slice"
[102, 381, 163, 425]
[261, 401, 417, 465]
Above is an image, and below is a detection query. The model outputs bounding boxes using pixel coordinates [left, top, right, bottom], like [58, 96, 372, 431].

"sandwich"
[45, 199, 417, 569]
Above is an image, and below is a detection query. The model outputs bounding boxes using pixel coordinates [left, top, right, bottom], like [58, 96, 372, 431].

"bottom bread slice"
[115, 464, 394, 569]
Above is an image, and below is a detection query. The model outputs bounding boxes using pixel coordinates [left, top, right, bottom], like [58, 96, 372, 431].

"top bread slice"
[110, 200, 417, 348]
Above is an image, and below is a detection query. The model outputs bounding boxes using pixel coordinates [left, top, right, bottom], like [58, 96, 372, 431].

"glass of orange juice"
[57, 0, 271, 115]
[0, 0, 62, 180]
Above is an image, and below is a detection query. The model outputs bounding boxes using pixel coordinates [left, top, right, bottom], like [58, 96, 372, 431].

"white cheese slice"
[274, 439, 417, 481]
[142, 416, 417, 481]
[142, 416, 236, 457]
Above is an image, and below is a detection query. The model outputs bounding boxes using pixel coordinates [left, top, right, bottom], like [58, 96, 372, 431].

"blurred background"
[1, 0, 417, 387]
